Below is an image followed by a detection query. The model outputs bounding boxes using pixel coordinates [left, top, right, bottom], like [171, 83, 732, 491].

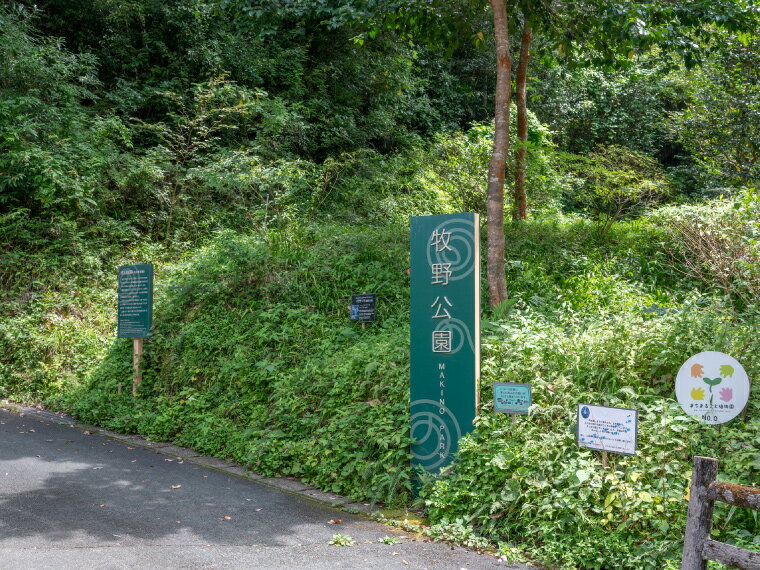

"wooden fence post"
[132, 337, 144, 396]
[682, 456, 719, 570]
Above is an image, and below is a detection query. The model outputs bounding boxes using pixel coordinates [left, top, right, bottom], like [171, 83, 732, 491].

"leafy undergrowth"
[424, 304, 760, 569]
[52, 224, 416, 504]
[4, 214, 759, 569]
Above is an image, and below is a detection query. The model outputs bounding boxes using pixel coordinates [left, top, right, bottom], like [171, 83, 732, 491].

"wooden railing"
[682, 456, 760, 570]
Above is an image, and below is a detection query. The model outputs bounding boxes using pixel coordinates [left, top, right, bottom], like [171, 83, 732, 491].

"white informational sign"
[577, 404, 637, 456]
[675, 351, 750, 425]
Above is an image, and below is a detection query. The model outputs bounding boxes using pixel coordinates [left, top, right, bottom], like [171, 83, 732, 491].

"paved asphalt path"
[0, 408, 529, 569]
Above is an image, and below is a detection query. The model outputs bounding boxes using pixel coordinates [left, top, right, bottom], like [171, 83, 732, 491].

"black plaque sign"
[350, 294, 376, 322]
[118, 264, 153, 338]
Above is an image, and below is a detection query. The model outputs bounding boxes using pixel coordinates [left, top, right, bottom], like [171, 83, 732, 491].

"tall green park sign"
[410, 214, 480, 474]
[117, 263, 153, 338]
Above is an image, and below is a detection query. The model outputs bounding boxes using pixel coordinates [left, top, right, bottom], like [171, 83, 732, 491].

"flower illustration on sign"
[691, 363, 704, 378]
[702, 377, 723, 406]
[675, 351, 750, 425]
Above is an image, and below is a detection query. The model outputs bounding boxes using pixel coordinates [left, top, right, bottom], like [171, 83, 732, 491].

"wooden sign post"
[132, 338, 144, 396]
[117, 264, 153, 397]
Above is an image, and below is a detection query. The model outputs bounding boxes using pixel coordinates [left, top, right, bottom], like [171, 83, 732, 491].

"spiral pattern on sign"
[425, 217, 475, 281]
[410, 399, 463, 471]
[433, 318, 474, 354]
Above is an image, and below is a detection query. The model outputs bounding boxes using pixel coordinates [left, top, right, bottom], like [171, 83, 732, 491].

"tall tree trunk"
[487, 0, 512, 307]
[513, 23, 532, 221]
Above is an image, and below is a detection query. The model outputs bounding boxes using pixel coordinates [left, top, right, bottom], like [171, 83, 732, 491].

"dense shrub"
[529, 60, 686, 160]
[0, 10, 123, 215]
[672, 30, 760, 190]
[424, 299, 759, 569]
[422, 116, 560, 216]
[570, 146, 672, 234]
[51, 225, 415, 504]
[657, 189, 760, 312]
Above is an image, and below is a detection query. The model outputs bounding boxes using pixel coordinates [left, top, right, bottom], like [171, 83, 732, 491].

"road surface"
[0, 407, 529, 569]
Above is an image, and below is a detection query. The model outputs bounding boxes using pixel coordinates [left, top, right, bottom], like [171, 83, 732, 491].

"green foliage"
[49, 226, 415, 505]
[329, 533, 356, 546]
[530, 60, 686, 159]
[4, 205, 760, 568]
[414, 213, 758, 568]
[422, 294, 759, 569]
[133, 75, 261, 166]
[573, 146, 672, 234]
[0, 9, 121, 215]
[657, 188, 760, 311]
[28, 0, 493, 159]
[422, 116, 559, 216]
[2, 3, 760, 569]
[672, 29, 760, 190]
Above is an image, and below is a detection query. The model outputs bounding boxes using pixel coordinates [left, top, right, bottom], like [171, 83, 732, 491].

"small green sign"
[410, 213, 480, 474]
[493, 382, 531, 414]
[118, 264, 153, 338]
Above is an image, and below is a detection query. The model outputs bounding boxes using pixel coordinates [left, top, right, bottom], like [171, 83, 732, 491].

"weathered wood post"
[118, 263, 153, 397]
[132, 337, 144, 396]
[682, 456, 719, 570]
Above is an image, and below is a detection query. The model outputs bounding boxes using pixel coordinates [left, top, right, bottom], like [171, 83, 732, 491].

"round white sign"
[675, 351, 750, 425]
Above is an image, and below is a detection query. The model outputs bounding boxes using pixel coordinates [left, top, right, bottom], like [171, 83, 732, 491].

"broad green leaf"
[576, 469, 592, 484]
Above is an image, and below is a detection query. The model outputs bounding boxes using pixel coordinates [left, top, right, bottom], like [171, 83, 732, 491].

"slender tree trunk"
[513, 23, 532, 221]
[487, 0, 512, 307]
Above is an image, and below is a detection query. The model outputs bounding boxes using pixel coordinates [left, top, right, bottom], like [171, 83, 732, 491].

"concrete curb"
[0, 400, 379, 517]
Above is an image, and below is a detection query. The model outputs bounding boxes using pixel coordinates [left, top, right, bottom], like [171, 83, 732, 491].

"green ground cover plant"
[2, 4, 758, 568]
[13, 210, 752, 569]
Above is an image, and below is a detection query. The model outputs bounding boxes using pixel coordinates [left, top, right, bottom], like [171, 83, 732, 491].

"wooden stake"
[132, 337, 144, 396]
[682, 456, 718, 569]
[601, 451, 608, 468]
[117, 382, 123, 395]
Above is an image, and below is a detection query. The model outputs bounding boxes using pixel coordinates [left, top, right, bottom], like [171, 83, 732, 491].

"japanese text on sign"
[675, 351, 750, 425]
[493, 383, 531, 414]
[118, 264, 153, 338]
[577, 404, 637, 456]
[410, 214, 480, 475]
[350, 293, 376, 322]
